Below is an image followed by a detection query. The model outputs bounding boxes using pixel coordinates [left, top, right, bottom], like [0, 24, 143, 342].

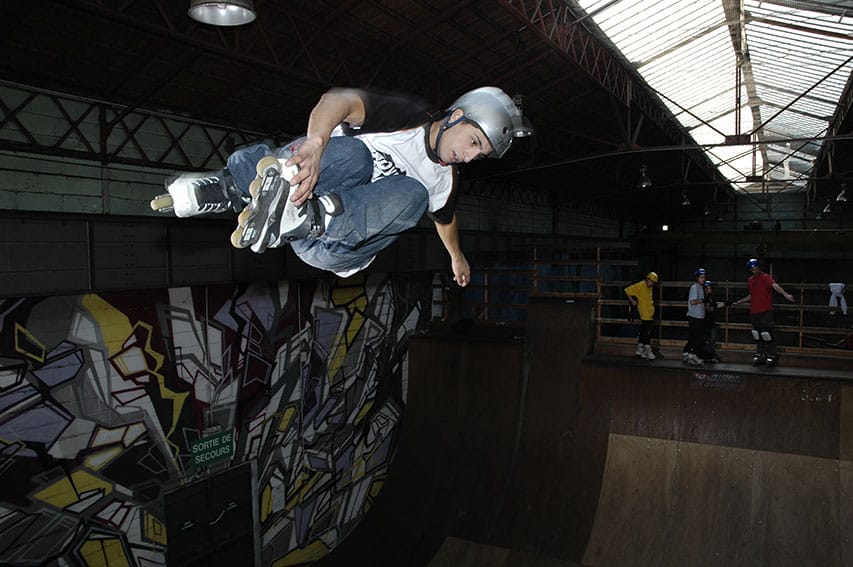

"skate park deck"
[317, 297, 853, 567]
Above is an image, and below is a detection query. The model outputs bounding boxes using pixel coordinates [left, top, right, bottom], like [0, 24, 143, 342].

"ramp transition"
[318, 298, 853, 566]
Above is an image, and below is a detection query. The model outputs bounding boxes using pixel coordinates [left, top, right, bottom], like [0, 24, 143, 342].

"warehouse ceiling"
[1, 0, 851, 222]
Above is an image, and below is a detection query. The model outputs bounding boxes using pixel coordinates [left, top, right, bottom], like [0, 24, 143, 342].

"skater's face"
[438, 109, 494, 164]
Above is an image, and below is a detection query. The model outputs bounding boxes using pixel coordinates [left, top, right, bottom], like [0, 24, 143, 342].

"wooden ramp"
[318, 299, 853, 567]
[584, 434, 853, 567]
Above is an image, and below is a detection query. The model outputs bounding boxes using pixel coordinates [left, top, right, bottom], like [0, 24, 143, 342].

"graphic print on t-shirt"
[372, 149, 407, 179]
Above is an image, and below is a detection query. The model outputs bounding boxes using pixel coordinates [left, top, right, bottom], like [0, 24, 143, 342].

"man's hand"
[452, 256, 471, 287]
[285, 136, 327, 206]
[783, 292, 795, 302]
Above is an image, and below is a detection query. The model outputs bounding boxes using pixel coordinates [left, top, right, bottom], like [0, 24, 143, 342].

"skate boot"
[643, 344, 656, 360]
[686, 353, 704, 366]
[682, 352, 690, 363]
[752, 353, 766, 366]
[151, 170, 245, 217]
[636, 344, 645, 359]
[765, 355, 778, 367]
[231, 156, 342, 253]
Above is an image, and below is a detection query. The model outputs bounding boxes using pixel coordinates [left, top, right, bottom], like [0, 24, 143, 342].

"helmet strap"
[432, 111, 466, 165]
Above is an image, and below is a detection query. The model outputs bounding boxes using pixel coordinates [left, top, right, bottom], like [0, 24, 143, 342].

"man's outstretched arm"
[772, 282, 795, 302]
[434, 214, 470, 287]
[286, 88, 367, 205]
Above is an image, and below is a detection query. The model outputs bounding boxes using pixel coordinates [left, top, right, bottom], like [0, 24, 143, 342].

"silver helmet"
[447, 86, 530, 158]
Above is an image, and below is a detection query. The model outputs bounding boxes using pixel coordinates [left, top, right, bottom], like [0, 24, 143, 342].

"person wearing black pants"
[683, 268, 706, 366]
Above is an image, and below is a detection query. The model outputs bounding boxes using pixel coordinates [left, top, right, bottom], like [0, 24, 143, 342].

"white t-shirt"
[354, 127, 454, 214]
[687, 283, 705, 319]
[325, 89, 458, 277]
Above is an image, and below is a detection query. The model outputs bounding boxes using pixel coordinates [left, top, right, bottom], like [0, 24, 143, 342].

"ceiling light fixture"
[188, 0, 256, 26]
[511, 95, 535, 138]
[510, 32, 535, 140]
[637, 165, 652, 189]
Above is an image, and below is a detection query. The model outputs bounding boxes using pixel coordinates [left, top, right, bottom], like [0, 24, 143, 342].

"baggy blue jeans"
[226, 136, 429, 274]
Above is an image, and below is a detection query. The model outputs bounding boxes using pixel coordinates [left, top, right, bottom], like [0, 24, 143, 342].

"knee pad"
[760, 330, 773, 342]
[751, 329, 761, 341]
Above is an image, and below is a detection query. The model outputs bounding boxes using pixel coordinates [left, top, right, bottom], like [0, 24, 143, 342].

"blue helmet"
[747, 258, 760, 269]
[703, 280, 714, 287]
[694, 268, 706, 278]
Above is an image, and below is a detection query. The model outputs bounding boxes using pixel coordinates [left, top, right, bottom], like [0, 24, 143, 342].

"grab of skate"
[151, 156, 339, 253]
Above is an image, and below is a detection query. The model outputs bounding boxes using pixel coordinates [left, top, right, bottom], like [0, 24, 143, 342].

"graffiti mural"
[0, 272, 432, 566]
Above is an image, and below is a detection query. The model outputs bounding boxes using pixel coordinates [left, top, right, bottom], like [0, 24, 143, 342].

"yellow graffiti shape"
[71, 469, 113, 499]
[354, 399, 374, 427]
[330, 273, 365, 305]
[80, 296, 186, 464]
[144, 510, 167, 546]
[286, 470, 322, 510]
[277, 405, 297, 433]
[33, 469, 113, 510]
[33, 475, 77, 509]
[84, 447, 123, 471]
[328, 280, 368, 378]
[81, 295, 132, 358]
[261, 484, 273, 523]
[158, 384, 189, 446]
[14, 322, 45, 362]
[79, 537, 130, 567]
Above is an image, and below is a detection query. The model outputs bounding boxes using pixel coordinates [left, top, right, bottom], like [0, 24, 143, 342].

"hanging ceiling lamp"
[188, 0, 256, 26]
[636, 165, 652, 189]
[511, 94, 535, 138]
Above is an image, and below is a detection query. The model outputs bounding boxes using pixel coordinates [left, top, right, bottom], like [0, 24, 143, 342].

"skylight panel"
[576, 0, 853, 193]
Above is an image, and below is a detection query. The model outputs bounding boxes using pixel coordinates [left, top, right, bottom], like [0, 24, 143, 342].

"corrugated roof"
[576, 0, 853, 193]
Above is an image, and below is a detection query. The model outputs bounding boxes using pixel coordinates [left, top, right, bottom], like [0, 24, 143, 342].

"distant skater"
[625, 272, 659, 360]
[732, 259, 795, 367]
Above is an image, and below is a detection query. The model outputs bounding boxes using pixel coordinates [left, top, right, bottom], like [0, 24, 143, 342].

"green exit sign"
[190, 430, 234, 469]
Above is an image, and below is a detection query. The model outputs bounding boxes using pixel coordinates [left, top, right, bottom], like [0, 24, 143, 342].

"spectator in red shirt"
[732, 258, 795, 366]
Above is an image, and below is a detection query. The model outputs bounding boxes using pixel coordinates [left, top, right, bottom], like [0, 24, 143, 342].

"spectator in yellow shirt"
[624, 272, 659, 360]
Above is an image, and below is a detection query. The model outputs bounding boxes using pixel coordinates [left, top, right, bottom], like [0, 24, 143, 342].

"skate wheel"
[248, 178, 263, 198]
[236, 207, 254, 228]
[150, 194, 174, 212]
[256, 156, 281, 177]
[230, 226, 249, 248]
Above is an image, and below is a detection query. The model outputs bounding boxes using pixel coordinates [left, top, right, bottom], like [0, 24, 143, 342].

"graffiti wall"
[0, 272, 432, 566]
